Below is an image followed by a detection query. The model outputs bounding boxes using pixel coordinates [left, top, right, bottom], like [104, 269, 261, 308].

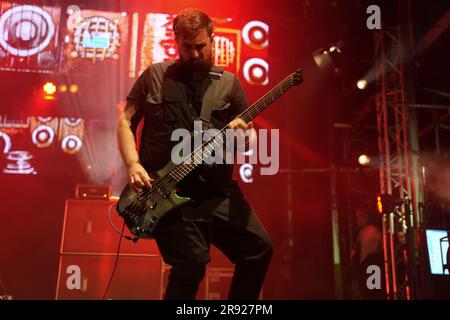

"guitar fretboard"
[165, 70, 302, 184]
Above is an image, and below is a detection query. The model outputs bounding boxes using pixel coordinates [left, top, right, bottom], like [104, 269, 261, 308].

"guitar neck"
[238, 76, 297, 124]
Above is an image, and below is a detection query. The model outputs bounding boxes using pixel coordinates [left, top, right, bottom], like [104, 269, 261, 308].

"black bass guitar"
[116, 69, 303, 239]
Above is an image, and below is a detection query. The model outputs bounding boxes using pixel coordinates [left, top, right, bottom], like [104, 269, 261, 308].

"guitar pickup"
[157, 188, 170, 198]
[146, 201, 156, 209]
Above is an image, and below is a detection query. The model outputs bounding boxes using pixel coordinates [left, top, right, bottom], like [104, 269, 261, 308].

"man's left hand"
[228, 118, 253, 131]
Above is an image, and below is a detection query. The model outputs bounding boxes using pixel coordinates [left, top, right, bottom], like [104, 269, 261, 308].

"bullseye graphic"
[0, 5, 56, 57]
[242, 21, 268, 50]
[61, 134, 82, 154]
[32, 125, 55, 148]
[239, 163, 254, 183]
[243, 58, 269, 85]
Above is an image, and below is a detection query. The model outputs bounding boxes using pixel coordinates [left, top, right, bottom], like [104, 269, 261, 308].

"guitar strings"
[138, 73, 300, 206]
[139, 76, 296, 206]
[140, 78, 294, 204]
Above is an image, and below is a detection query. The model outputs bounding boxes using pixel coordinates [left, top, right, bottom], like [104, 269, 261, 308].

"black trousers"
[153, 184, 273, 300]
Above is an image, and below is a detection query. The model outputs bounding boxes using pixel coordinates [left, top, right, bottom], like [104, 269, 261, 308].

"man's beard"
[180, 57, 212, 81]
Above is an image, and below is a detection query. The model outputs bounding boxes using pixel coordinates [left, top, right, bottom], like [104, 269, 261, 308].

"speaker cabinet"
[57, 199, 163, 300]
[57, 199, 254, 300]
[56, 254, 163, 300]
[60, 199, 158, 255]
[205, 267, 234, 300]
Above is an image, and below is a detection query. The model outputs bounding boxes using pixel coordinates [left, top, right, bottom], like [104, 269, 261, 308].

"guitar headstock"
[292, 68, 304, 85]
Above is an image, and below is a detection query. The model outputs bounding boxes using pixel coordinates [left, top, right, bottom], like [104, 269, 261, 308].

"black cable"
[102, 220, 125, 300]
[108, 203, 138, 242]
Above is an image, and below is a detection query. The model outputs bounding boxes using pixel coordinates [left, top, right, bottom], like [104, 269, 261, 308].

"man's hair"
[173, 8, 213, 39]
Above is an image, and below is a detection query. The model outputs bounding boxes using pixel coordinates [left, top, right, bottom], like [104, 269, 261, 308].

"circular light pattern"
[242, 20, 269, 50]
[61, 134, 82, 154]
[243, 58, 269, 85]
[63, 118, 82, 127]
[0, 5, 56, 57]
[32, 125, 55, 148]
[239, 164, 253, 183]
[0, 131, 12, 153]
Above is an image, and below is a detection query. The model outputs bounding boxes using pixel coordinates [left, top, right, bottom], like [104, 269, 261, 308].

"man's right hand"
[128, 162, 153, 190]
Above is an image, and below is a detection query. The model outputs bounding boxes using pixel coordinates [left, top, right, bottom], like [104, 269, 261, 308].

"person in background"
[350, 204, 385, 299]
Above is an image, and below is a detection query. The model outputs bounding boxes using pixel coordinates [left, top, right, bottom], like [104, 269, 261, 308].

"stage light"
[376, 194, 402, 215]
[357, 79, 368, 90]
[59, 85, 67, 92]
[329, 46, 340, 53]
[43, 82, 56, 95]
[377, 196, 383, 214]
[358, 154, 371, 166]
[313, 40, 345, 74]
[43, 82, 56, 100]
[69, 84, 78, 93]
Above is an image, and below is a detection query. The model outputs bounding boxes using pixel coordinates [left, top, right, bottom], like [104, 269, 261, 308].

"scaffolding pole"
[374, 0, 421, 299]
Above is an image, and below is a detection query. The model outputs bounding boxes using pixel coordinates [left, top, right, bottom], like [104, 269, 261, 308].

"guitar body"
[116, 160, 191, 239]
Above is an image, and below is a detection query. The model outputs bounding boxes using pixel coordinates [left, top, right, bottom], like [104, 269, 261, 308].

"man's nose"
[190, 49, 200, 59]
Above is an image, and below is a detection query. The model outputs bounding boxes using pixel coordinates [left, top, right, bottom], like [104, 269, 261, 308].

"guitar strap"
[199, 66, 226, 131]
